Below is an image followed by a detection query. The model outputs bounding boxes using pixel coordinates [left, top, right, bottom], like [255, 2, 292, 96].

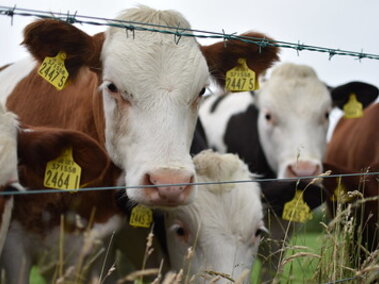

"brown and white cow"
[0, 6, 279, 207]
[1, 124, 123, 283]
[323, 82, 379, 263]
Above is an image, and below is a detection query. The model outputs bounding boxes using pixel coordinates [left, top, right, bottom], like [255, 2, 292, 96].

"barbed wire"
[1, 171, 378, 196]
[1, 6, 379, 61]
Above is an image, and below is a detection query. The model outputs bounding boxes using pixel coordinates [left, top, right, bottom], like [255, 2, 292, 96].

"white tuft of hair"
[194, 149, 255, 193]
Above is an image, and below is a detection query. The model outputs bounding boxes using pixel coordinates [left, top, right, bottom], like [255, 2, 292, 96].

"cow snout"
[286, 161, 321, 177]
[145, 169, 195, 206]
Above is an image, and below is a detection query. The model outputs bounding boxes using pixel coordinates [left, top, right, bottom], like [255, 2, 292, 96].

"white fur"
[200, 63, 331, 178]
[0, 57, 36, 106]
[0, 197, 13, 255]
[0, 104, 19, 186]
[100, 6, 210, 204]
[164, 150, 264, 283]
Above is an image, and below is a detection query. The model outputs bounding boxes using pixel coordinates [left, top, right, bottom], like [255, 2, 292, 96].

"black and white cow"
[199, 62, 377, 279]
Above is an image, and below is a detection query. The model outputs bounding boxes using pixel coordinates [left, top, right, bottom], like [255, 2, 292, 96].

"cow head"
[165, 150, 265, 282]
[22, 6, 278, 207]
[255, 64, 379, 179]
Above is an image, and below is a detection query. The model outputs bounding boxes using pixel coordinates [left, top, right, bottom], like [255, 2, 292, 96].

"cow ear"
[260, 180, 326, 217]
[200, 31, 279, 88]
[18, 128, 110, 187]
[22, 19, 104, 79]
[330, 81, 379, 109]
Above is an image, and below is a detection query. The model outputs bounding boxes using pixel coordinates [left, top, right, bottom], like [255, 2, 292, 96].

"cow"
[0, 103, 23, 256]
[114, 150, 266, 283]
[0, 5, 279, 208]
[199, 62, 377, 279]
[0, 123, 124, 283]
[323, 82, 379, 265]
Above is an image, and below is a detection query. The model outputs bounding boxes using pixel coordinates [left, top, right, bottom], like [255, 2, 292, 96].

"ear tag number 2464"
[44, 147, 82, 191]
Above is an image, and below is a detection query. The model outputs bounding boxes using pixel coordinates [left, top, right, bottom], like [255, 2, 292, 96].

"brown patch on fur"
[6, 67, 104, 143]
[201, 32, 279, 87]
[324, 104, 379, 257]
[14, 127, 123, 235]
[22, 19, 103, 80]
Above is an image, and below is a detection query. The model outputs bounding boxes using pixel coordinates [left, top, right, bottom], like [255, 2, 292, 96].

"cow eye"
[199, 88, 206, 97]
[325, 111, 330, 119]
[175, 226, 186, 237]
[265, 113, 272, 121]
[107, 83, 118, 93]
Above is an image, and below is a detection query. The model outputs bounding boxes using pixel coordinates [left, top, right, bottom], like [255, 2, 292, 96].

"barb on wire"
[0, 171, 377, 196]
[1, 6, 379, 61]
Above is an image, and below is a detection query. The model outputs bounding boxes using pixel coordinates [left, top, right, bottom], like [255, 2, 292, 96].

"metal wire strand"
[1, 6, 379, 61]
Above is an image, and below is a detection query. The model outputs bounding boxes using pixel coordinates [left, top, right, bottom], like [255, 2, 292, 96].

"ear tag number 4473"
[38, 51, 69, 90]
[282, 190, 313, 223]
[44, 147, 82, 191]
[225, 58, 259, 92]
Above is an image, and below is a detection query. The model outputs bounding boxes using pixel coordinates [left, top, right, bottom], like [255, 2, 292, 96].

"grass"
[29, 203, 379, 284]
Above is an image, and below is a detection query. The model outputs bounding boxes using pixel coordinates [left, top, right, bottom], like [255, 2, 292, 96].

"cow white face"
[100, 7, 209, 207]
[165, 151, 265, 283]
[256, 63, 331, 178]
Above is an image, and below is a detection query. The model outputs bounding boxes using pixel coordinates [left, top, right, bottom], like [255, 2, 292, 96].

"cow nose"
[146, 169, 194, 205]
[286, 161, 321, 177]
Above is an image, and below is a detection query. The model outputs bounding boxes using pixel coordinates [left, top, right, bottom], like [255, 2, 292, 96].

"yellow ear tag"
[330, 176, 352, 203]
[282, 190, 313, 223]
[129, 205, 153, 228]
[43, 147, 82, 191]
[343, 93, 363, 118]
[38, 51, 69, 91]
[225, 58, 259, 92]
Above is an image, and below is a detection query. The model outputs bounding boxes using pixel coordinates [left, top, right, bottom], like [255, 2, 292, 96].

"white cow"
[117, 150, 265, 283]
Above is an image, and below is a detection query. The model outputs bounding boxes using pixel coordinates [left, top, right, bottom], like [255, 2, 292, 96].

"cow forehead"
[101, 7, 209, 99]
[258, 71, 331, 115]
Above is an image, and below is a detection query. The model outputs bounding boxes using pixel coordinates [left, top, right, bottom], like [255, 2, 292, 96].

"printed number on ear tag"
[343, 93, 363, 118]
[282, 190, 313, 223]
[129, 205, 153, 228]
[38, 51, 69, 90]
[225, 58, 259, 92]
[43, 147, 82, 191]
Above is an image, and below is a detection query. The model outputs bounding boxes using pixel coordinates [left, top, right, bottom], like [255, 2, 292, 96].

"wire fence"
[1, 6, 379, 61]
[1, 170, 378, 196]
